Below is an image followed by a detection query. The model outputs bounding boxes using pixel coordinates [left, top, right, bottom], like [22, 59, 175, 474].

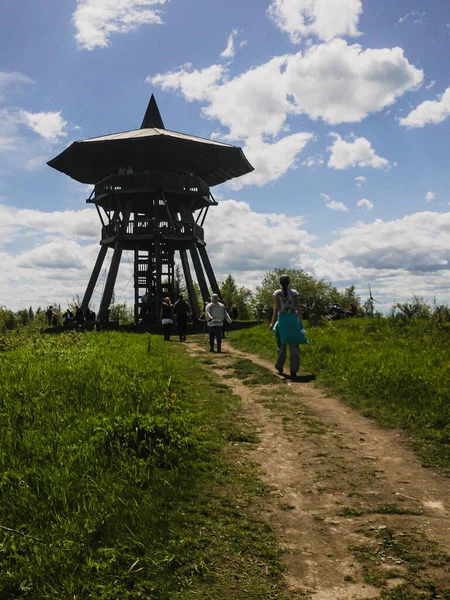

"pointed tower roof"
[140, 94, 165, 129]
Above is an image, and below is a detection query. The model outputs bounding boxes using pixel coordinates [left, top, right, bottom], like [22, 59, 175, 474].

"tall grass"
[230, 318, 450, 469]
[0, 331, 289, 598]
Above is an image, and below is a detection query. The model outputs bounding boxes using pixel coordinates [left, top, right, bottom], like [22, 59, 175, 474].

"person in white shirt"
[205, 294, 232, 353]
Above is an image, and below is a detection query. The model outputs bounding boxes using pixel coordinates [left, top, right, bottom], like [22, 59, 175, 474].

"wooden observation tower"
[48, 96, 253, 323]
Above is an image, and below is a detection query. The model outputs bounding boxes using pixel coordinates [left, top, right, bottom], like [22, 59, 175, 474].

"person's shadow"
[290, 374, 316, 383]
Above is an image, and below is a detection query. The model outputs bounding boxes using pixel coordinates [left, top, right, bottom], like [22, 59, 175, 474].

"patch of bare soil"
[186, 339, 450, 599]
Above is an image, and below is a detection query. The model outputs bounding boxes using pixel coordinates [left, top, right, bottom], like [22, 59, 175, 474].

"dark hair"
[279, 274, 290, 297]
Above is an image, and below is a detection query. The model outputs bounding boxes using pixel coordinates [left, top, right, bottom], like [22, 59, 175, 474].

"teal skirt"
[274, 313, 309, 345]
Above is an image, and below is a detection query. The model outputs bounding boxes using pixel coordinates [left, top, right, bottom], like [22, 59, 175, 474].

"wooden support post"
[189, 243, 209, 304]
[98, 205, 130, 321]
[81, 244, 108, 312]
[198, 243, 220, 296]
[98, 241, 123, 321]
[155, 236, 162, 319]
[179, 248, 199, 320]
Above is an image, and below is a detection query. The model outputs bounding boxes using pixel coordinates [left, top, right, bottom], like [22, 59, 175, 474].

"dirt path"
[186, 339, 450, 599]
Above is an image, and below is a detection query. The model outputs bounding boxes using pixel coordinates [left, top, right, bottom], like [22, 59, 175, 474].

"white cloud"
[228, 133, 313, 189]
[321, 193, 331, 201]
[355, 175, 366, 188]
[327, 133, 390, 170]
[221, 29, 238, 59]
[318, 211, 450, 273]
[284, 40, 423, 125]
[150, 39, 423, 140]
[267, 0, 363, 42]
[73, 0, 167, 50]
[0, 204, 98, 248]
[302, 154, 324, 167]
[4, 203, 450, 312]
[203, 56, 291, 139]
[425, 80, 436, 90]
[326, 200, 348, 212]
[0, 200, 316, 310]
[400, 88, 450, 128]
[205, 199, 315, 276]
[0, 109, 68, 175]
[0, 72, 34, 102]
[19, 110, 68, 142]
[148, 63, 226, 103]
[425, 191, 436, 202]
[357, 198, 373, 210]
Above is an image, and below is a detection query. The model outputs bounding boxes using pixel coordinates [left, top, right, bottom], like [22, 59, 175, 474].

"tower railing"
[92, 172, 216, 204]
[102, 219, 204, 241]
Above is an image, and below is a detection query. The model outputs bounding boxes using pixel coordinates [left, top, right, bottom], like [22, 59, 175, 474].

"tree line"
[2, 268, 448, 330]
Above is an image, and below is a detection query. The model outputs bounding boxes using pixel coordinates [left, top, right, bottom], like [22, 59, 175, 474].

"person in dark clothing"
[45, 306, 54, 326]
[160, 297, 174, 341]
[75, 306, 84, 326]
[63, 309, 74, 326]
[173, 294, 190, 341]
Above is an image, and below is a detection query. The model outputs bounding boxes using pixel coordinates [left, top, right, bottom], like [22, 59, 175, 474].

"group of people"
[160, 295, 191, 342]
[160, 293, 232, 352]
[45, 305, 96, 328]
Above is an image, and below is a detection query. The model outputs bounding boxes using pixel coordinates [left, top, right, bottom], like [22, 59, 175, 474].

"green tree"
[219, 275, 238, 308]
[219, 275, 253, 320]
[253, 268, 357, 325]
[173, 263, 186, 298]
[109, 302, 133, 324]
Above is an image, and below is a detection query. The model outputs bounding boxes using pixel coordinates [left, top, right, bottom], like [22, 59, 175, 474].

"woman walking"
[160, 297, 174, 341]
[269, 274, 304, 380]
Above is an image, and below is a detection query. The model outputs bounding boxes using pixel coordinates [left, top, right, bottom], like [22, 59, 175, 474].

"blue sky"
[1, 0, 450, 311]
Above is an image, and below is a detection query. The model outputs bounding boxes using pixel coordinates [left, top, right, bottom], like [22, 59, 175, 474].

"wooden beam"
[198, 244, 220, 296]
[179, 248, 199, 319]
[81, 244, 108, 312]
[98, 241, 123, 321]
[189, 243, 209, 304]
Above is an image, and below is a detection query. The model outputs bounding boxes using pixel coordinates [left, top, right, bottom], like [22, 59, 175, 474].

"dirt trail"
[186, 339, 450, 599]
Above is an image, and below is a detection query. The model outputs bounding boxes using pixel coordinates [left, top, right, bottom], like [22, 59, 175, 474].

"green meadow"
[2, 315, 450, 598]
[230, 317, 450, 470]
[0, 330, 289, 599]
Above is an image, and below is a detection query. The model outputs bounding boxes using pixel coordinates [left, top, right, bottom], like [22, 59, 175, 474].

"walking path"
[187, 339, 450, 599]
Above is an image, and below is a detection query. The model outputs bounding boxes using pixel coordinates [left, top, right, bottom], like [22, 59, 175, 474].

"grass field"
[229, 318, 450, 471]
[0, 330, 291, 599]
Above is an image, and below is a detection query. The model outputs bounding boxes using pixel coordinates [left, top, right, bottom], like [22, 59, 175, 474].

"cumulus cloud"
[0, 109, 68, 174]
[228, 133, 313, 189]
[425, 191, 436, 202]
[400, 88, 450, 128]
[205, 199, 315, 276]
[355, 175, 366, 188]
[284, 40, 423, 125]
[150, 39, 423, 139]
[318, 211, 450, 273]
[0, 200, 316, 310]
[4, 203, 450, 312]
[0, 204, 98, 248]
[148, 63, 226, 103]
[327, 133, 390, 170]
[326, 200, 348, 211]
[320, 193, 348, 211]
[357, 198, 373, 210]
[19, 110, 68, 142]
[221, 29, 238, 59]
[73, 0, 167, 50]
[267, 0, 363, 42]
